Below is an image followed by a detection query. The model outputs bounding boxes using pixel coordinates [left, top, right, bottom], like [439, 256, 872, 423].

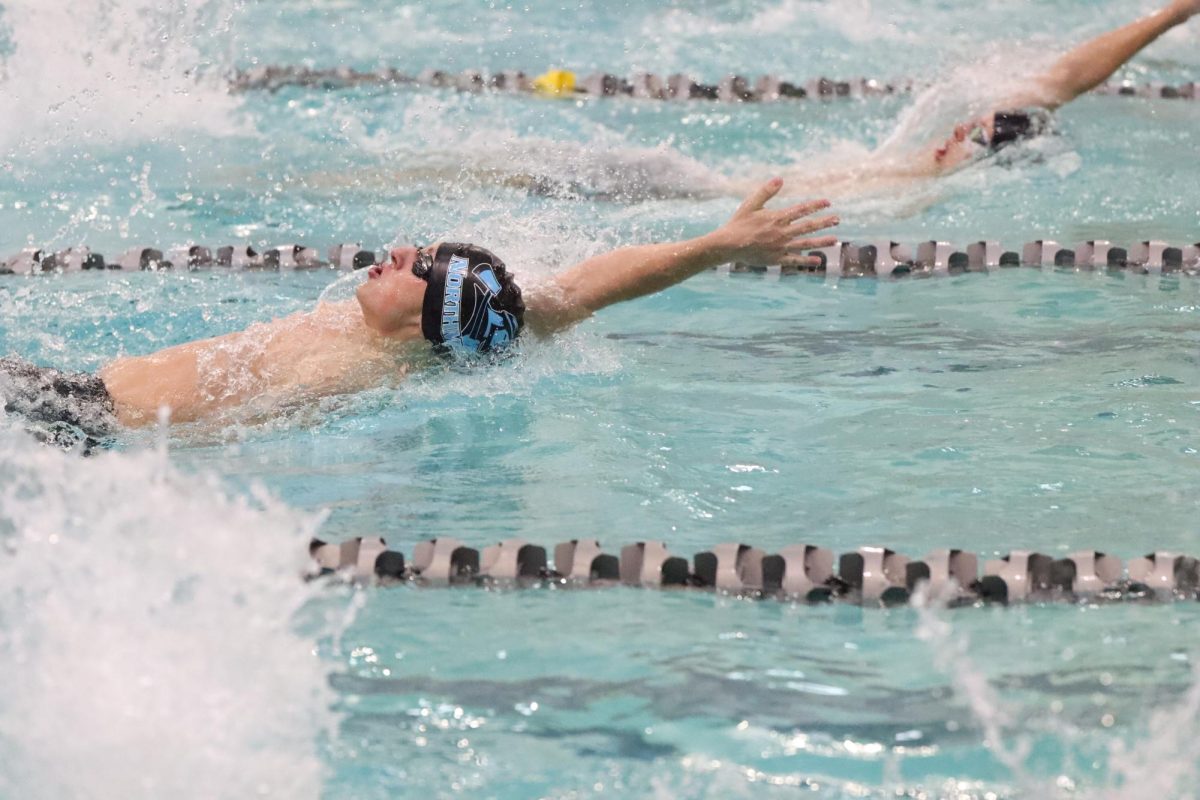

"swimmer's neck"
[261, 298, 427, 350]
[314, 298, 423, 339]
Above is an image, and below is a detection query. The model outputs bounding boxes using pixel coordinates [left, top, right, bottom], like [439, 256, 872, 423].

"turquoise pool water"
[0, 0, 1199, 797]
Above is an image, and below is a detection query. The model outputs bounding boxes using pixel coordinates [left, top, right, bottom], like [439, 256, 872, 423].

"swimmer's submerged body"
[0, 180, 837, 446]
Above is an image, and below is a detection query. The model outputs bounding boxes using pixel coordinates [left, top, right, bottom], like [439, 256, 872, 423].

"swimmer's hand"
[710, 178, 839, 268]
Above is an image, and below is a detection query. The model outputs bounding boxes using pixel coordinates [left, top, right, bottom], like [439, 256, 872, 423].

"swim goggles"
[411, 245, 435, 280]
[970, 111, 1040, 152]
[968, 123, 991, 148]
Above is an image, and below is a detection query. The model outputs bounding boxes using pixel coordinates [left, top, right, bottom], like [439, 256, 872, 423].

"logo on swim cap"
[440, 255, 469, 343]
[419, 244, 524, 355]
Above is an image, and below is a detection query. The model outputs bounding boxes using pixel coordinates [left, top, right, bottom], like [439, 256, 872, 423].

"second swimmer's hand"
[709, 178, 839, 267]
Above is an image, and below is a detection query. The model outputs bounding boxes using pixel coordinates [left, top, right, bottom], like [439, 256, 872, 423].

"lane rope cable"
[229, 65, 1200, 104]
[3, 239, 1198, 277]
[309, 536, 1200, 607]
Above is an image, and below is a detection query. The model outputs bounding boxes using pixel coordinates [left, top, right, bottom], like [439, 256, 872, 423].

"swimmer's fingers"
[777, 236, 839, 268]
[786, 235, 839, 253]
[778, 255, 824, 268]
[735, 177, 784, 216]
[779, 198, 832, 222]
[788, 214, 840, 236]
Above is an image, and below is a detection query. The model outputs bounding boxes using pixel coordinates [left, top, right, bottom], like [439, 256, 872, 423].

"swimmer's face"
[355, 244, 435, 336]
[933, 113, 995, 170]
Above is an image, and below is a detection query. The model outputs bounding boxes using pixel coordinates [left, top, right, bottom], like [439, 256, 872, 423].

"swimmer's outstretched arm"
[524, 179, 838, 335]
[1011, 0, 1199, 109]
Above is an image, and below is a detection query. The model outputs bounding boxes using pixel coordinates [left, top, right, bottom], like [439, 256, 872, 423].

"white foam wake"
[325, 91, 730, 204]
[0, 427, 336, 800]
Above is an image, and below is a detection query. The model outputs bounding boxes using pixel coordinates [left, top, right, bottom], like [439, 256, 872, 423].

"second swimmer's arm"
[523, 179, 838, 335]
[1012, 0, 1198, 109]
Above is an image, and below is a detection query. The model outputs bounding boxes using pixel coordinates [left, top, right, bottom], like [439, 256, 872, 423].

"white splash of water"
[912, 584, 1032, 783]
[317, 267, 371, 306]
[1101, 657, 1200, 799]
[913, 570, 1200, 800]
[873, 44, 1058, 161]
[755, 39, 1072, 211]
[643, 0, 917, 70]
[0, 0, 245, 158]
[0, 427, 338, 800]
[328, 91, 728, 205]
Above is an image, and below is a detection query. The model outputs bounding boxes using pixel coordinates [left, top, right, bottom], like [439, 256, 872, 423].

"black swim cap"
[990, 111, 1044, 151]
[415, 243, 524, 354]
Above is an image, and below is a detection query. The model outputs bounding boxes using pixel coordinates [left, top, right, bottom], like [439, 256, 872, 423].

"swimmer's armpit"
[523, 179, 838, 336]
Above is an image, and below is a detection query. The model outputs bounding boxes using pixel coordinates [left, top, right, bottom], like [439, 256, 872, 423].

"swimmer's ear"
[734, 177, 784, 216]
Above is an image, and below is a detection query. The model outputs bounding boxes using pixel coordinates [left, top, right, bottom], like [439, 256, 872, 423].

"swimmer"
[773, 0, 1200, 198]
[0, 180, 837, 447]
[344, 0, 1198, 203]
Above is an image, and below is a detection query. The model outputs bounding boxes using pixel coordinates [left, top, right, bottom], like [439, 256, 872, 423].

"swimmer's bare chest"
[100, 303, 412, 426]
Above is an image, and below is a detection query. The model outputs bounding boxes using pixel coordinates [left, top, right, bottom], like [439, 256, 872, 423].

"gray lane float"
[228, 65, 1200, 105]
[554, 539, 620, 584]
[762, 544, 836, 602]
[619, 541, 690, 588]
[307, 537, 1200, 606]
[3, 238, 1199, 277]
[409, 537, 479, 585]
